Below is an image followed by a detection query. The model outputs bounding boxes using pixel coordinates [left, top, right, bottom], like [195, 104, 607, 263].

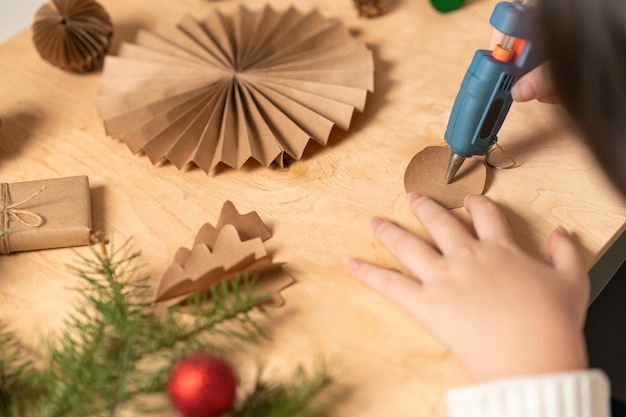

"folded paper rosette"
[97, 5, 374, 173]
[32, 0, 113, 73]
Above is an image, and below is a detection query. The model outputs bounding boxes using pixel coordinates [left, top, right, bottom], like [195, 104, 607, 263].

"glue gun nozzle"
[445, 152, 466, 184]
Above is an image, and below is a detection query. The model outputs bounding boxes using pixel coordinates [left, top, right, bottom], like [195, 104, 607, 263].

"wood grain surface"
[1, 0, 625, 415]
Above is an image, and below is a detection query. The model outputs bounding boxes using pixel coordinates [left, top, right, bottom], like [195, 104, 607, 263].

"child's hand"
[348, 194, 590, 383]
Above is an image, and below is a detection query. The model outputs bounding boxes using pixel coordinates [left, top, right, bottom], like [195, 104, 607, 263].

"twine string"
[1, 183, 47, 254]
[485, 143, 520, 170]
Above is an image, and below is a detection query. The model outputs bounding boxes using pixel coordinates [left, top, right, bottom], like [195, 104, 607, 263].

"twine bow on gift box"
[0, 184, 47, 254]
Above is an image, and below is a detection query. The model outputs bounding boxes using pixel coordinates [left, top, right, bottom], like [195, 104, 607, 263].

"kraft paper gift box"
[0, 175, 92, 254]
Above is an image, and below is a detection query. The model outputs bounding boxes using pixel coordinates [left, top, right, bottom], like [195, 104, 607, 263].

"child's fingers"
[347, 257, 425, 316]
[464, 194, 515, 244]
[371, 216, 442, 279]
[408, 194, 475, 257]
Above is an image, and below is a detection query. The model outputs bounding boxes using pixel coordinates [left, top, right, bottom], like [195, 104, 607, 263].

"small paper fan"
[32, 0, 113, 73]
[97, 5, 374, 172]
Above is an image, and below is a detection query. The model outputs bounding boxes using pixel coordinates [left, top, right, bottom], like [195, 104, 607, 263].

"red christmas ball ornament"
[167, 353, 237, 417]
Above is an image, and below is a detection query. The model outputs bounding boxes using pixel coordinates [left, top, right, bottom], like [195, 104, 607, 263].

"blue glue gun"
[443, 0, 542, 183]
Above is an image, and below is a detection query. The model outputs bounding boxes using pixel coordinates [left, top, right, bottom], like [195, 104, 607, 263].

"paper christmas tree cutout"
[97, 5, 374, 172]
[32, 0, 113, 73]
[155, 201, 294, 306]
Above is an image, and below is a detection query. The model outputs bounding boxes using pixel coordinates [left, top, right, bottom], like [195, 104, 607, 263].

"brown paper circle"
[404, 146, 487, 209]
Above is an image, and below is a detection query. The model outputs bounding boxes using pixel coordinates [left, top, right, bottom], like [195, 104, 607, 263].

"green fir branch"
[0, 238, 339, 417]
[0, 323, 39, 416]
[230, 365, 336, 417]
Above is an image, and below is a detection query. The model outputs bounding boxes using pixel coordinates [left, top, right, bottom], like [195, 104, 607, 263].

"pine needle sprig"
[0, 324, 40, 416]
[0, 236, 340, 417]
[229, 365, 337, 417]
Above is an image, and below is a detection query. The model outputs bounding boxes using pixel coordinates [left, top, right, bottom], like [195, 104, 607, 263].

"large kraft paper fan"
[97, 5, 374, 172]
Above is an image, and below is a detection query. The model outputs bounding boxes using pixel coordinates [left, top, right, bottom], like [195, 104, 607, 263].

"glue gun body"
[444, 0, 542, 183]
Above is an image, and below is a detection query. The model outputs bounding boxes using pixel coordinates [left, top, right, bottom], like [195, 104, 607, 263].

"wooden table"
[1, 0, 625, 415]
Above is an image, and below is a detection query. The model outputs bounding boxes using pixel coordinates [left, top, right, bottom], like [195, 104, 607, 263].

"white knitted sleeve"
[445, 369, 611, 417]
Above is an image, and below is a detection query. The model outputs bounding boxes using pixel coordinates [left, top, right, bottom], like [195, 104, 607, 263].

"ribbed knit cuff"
[445, 369, 610, 417]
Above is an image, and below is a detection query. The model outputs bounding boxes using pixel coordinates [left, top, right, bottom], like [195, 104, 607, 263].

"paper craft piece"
[0, 119, 3, 161]
[32, 0, 113, 73]
[404, 146, 487, 209]
[0, 175, 92, 254]
[97, 5, 374, 173]
[353, 0, 384, 18]
[192, 200, 272, 247]
[155, 201, 294, 307]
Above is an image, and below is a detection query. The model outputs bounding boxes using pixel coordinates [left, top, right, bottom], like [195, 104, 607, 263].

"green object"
[0, 240, 337, 417]
[430, 0, 465, 13]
